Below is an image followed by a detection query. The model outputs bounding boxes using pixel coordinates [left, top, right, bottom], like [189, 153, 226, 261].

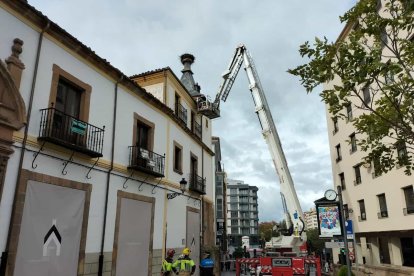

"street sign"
[345, 220, 354, 240]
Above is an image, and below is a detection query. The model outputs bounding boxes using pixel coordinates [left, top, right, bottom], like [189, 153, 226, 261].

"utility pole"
[337, 186, 352, 276]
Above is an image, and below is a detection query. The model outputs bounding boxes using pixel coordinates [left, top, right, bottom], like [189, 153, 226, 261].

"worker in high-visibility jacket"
[172, 248, 196, 276]
[161, 249, 176, 276]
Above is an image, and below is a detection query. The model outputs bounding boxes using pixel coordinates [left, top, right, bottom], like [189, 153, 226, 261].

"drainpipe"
[98, 75, 122, 276]
[0, 20, 50, 276]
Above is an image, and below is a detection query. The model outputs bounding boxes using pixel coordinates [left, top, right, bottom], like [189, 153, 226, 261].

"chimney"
[180, 53, 200, 96]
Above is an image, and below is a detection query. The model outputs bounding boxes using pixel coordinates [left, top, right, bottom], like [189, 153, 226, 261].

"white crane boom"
[199, 44, 306, 243]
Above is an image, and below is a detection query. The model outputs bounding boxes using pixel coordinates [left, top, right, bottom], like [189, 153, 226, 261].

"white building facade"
[0, 1, 215, 275]
[303, 208, 318, 230]
[324, 1, 414, 272]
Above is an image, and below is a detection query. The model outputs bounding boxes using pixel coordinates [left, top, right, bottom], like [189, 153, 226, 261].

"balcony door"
[56, 79, 81, 119]
[53, 79, 82, 144]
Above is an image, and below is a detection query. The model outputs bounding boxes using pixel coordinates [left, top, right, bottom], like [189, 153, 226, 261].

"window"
[173, 141, 183, 174]
[174, 93, 180, 114]
[354, 164, 361, 185]
[49, 65, 91, 122]
[377, 194, 388, 218]
[372, 155, 382, 178]
[343, 204, 349, 220]
[230, 188, 237, 195]
[396, 141, 408, 162]
[190, 153, 198, 178]
[385, 71, 395, 84]
[231, 211, 238, 217]
[358, 199, 366, 221]
[363, 86, 371, 105]
[332, 117, 339, 134]
[230, 203, 238, 210]
[403, 186, 414, 215]
[350, 133, 357, 153]
[336, 144, 342, 162]
[133, 114, 154, 151]
[191, 111, 195, 132]
[56, 79, 82, 118]
[380, 28, 388, 49]
[346, 104, 353, 122]
[0, 155, 8, 203]
[339, 173, 346, 190]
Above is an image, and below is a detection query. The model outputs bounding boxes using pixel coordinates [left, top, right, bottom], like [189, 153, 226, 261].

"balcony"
[128, 146, 165, 177]
[189, 173, 206, 194]
[176, 103, 187, 124]
[377, 211, 388, 219]
[38, 107, 104, 157]
[194, 120, 202, 138]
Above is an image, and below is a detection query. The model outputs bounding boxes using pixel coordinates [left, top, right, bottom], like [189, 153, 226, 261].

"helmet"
[167, 249, 175, 257]
[182, 247, 191, 255]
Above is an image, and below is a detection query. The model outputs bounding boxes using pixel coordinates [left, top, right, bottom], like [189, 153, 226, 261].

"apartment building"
[324, 1, 414, 271]
[212, 137, 228, 252]
[0, 1, 215, 275]
[226, 179, 259, 251]
[303, 208, 318, 230]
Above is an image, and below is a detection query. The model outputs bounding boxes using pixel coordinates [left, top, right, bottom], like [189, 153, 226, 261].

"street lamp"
[167, 178, 187, 200]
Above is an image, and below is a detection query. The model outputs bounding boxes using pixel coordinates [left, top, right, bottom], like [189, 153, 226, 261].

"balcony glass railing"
[128, 146, 165, 177]
[38, 107, 104, 157]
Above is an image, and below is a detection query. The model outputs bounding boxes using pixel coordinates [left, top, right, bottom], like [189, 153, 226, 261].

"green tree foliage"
[259, 221, 278, 241]
[338, 265, 355, 276]
[306, 228, 325, 256]
[288, 0, 414, 175]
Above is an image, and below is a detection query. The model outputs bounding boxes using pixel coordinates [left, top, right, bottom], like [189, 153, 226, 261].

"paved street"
[221, 271, 236, 276]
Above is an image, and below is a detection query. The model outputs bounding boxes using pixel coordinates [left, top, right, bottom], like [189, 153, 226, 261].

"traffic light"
[340, 248, 346, 254]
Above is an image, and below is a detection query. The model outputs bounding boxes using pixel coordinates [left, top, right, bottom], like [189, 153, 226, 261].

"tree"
[288, 0, 414, 175]
[258, 221, 278, 241]
[306, 228, 325, 256]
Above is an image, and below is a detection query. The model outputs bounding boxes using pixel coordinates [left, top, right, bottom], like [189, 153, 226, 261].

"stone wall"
[333, 264, 414, 276]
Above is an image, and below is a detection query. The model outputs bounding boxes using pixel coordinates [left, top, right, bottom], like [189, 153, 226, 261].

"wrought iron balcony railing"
[38, 107, 104, 157]
[189, 173, 206, 194]
[176, 103, 187, 124]
[128, 146, 165, 177]
[194, 120, 202, 138]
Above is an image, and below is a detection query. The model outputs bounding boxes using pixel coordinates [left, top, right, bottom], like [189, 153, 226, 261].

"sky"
[28, 0, 356, 222]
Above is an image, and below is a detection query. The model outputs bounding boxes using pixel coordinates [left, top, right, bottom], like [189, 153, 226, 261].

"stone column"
[388, 237, 403, 266]
[369, 237, 380, 265]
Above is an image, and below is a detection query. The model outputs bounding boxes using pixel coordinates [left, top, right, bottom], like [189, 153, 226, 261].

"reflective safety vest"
[162, 259, 173, 272]
[172, 258, 195, 272]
